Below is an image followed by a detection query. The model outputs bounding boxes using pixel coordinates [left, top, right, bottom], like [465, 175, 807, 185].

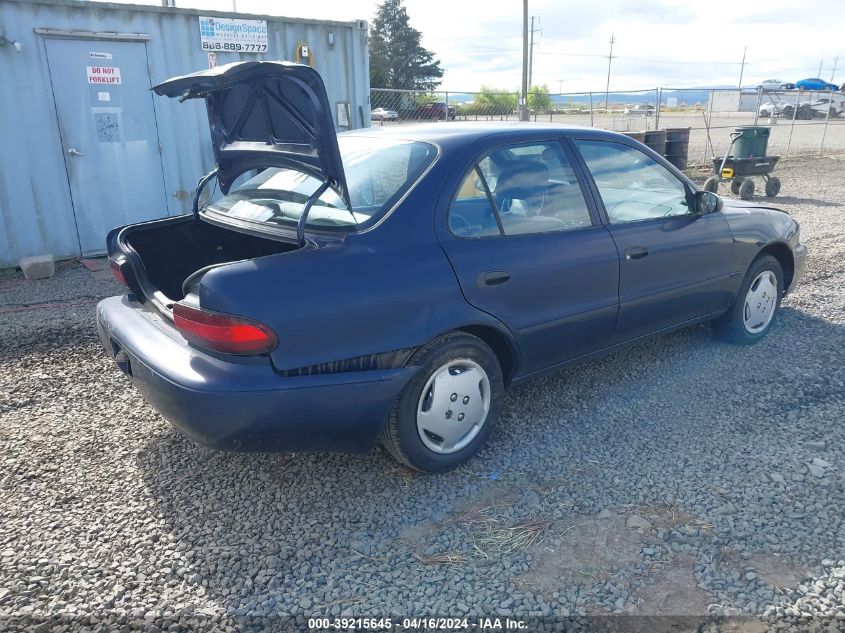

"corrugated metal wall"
[0, 0, 370, 267]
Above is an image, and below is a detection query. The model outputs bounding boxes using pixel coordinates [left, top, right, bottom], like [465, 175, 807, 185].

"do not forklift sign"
[87, 66, 122, 85]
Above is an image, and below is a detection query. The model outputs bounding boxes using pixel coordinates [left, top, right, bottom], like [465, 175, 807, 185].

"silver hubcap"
[416, 359, 491, 454]
[743, 270, 778, 334]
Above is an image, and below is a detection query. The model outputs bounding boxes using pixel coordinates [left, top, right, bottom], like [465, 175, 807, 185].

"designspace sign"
[87, 66, 122, 85]
[198, 16, 268, 53]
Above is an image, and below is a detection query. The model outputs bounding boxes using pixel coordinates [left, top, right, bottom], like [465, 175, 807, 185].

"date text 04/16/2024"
[308, 618, 527, 630]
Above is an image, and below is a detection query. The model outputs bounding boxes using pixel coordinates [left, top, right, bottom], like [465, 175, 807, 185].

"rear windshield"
[203, 136, 436, 232]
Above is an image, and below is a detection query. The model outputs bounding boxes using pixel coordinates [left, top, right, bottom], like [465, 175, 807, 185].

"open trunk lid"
[153, 61, 350, 207]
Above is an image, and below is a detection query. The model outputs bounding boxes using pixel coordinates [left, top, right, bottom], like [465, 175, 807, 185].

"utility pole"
[604, 33, 615, 112]
[520, 0, 528, 121]
[817, 59, 824, 77]
[558, 79, 564, 93]
[831, 55, 839, 82]
[528, 16, 541, 89]
[737, 46, 747, 89]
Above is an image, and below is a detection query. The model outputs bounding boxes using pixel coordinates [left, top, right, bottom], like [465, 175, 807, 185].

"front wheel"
[739, 178, 755, 200]
[703, 177, 719, 193]
[713, 255, 784, 345]
[379, 332, 504, 472]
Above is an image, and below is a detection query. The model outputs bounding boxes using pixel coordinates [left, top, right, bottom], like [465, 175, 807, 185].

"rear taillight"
[172, 303, 278, 355]
[110, 258, 128, 287]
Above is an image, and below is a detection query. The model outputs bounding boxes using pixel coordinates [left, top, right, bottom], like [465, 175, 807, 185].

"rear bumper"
[96, 296, 417, 453]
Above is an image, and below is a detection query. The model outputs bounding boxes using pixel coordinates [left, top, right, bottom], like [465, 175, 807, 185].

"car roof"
[341, 122, 625, 148]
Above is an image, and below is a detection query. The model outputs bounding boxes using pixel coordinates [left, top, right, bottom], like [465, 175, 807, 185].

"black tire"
[739, 178, 755, 200]
[379, 332, 504, 473]
[703, 177, 719, 193]
[713, 254, 784, 345]
[730, 178, 743, 195]
[765, 176, 781, 197]
[759, 109, 770, 118]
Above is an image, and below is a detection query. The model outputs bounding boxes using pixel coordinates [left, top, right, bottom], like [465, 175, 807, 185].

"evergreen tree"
[369, 0, 444, 90]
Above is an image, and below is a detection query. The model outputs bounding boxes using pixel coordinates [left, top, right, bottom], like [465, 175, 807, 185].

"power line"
[542, 52, 745, 65]
[462, 45, 748, 65]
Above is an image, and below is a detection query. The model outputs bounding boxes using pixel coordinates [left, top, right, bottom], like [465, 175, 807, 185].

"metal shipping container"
[0, 0, 370, 266]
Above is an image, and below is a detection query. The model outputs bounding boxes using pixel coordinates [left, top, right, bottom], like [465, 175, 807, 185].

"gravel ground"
[1, 156, 844, 632]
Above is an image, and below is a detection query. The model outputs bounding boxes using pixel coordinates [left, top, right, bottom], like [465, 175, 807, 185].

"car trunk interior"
[122, 217, 298, 301]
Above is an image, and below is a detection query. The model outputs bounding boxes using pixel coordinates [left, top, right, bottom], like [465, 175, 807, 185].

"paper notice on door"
[94, 110, 122, 143]
[97, 92, 111, 102]
[336, 102, 350, 127]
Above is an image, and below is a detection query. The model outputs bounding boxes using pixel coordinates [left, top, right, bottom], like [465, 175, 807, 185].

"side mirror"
[695, 190, 722, 214]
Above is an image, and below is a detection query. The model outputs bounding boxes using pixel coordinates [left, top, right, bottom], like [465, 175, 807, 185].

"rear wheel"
[379, 332, 504, 472]
[739, 179, 755, 200]
[703, 177, 719, 193]
[730, 178, 743, 195]
[713, 255, 783, 345]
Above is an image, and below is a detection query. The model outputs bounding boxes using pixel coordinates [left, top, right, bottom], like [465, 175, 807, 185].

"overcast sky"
[105, 0, 843, 92]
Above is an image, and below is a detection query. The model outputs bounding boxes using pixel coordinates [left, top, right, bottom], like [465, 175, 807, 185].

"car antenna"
[192, 168, 218, 217]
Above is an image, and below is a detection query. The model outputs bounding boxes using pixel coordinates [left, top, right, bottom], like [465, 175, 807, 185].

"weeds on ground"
[454, 506, 550, 558]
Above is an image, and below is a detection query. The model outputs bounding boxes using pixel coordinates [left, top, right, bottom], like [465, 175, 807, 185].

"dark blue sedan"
[98, 62, 806, 472]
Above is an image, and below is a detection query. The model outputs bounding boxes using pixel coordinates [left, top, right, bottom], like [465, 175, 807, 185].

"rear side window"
[449, 167, 501, 238]
[448, 142, 593, 238]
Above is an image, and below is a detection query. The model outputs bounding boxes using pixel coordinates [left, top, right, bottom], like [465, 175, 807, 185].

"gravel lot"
[1, 156, 844, 631]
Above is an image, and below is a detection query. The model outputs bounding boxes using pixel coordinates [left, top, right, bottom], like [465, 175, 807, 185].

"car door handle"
[477, 270, 511, 287]
[624, 246, 649, 260]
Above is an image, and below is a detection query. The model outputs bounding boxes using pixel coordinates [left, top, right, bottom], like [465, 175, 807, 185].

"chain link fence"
[369, 86, 845, 168]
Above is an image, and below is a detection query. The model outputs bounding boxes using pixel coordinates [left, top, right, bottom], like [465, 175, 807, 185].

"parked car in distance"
[98, 61, 807, 473]
[756, 79, 793, 91]
[795, 78, 839, 91]
[625, 104, 655, 116]
[370, 107, 398, 121]
[807, 96, 845, 116]
[790, 99, 841, 119]
[414, 101, 456, 120]
[758, 100, 794, 118]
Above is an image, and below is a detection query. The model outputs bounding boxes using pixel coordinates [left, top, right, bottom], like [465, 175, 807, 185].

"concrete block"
[19, 254, 55, 281]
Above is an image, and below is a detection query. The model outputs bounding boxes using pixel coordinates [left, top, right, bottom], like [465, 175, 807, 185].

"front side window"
[574, 140, 690, 224]
[204, 136, 436, 232]
[448, 142, 593, 238]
